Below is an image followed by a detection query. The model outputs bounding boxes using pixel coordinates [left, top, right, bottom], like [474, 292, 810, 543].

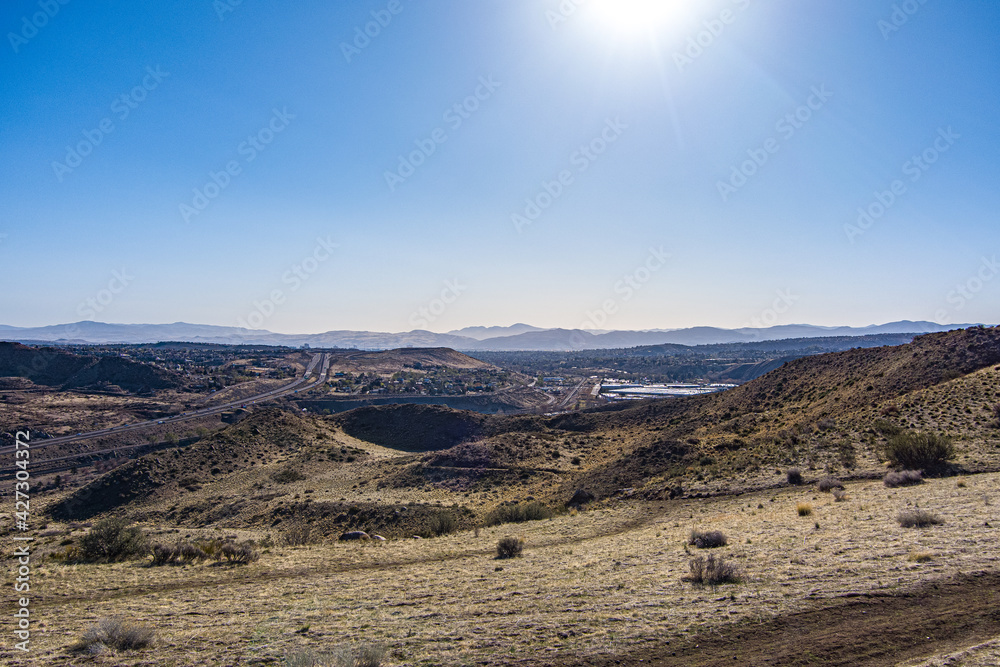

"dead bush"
[77, 616, 155, 654]
[683, 554, 741, 585]
[786, 467, 804, 485]
[284, 643, 386, 667]
[283, 524, 314, 547]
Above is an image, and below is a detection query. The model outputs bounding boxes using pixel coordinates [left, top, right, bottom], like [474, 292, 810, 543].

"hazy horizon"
[3, 1, 998, 333]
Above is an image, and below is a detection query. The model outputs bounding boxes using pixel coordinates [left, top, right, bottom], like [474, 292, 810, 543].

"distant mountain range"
[0, 320, 982, 351]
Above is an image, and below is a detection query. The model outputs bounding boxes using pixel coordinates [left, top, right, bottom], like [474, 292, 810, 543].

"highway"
[0, 353, 330, 456]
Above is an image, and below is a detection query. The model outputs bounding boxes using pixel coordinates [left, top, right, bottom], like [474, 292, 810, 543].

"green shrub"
[496, 536, 524, 559]
[683, 554, 741, 585]
[78, 518, 149, 563]
[688, 530, 727, 549]
[884, 431, 954, 471]
[426, 510, 459, 537]
[485, 501, 554, 527]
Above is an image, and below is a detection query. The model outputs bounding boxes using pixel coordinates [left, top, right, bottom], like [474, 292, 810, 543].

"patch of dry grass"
[13, 474, 1000, 666]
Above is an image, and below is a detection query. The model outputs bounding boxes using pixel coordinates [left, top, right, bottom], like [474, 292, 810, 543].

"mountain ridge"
[0, 320, 980, 351]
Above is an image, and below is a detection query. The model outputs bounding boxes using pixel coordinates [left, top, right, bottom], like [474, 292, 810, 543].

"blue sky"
[1, 0, 998, 334]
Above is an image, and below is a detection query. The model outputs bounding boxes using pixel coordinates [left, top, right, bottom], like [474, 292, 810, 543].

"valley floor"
[5, 472, 1000, 666]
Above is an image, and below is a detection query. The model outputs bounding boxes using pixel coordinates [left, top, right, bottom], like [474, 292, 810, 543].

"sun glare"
[587, 0, 690, 36]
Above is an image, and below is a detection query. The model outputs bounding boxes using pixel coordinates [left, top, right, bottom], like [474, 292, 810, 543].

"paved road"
[0, 353, 330, 456]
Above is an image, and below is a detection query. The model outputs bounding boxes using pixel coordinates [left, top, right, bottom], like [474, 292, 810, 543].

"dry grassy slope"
[562, 326, 1000, 498]
[49, 408, 360, 520]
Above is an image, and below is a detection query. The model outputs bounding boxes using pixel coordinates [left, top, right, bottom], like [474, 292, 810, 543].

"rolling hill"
[0, 341, 181, 394]
[45, 327, 1000, 534]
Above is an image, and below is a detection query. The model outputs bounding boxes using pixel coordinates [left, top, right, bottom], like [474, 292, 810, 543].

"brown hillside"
[49, 408, 359, 520]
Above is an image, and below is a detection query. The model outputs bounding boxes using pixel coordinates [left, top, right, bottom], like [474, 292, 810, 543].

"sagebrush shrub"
[283, 524, 313, 546]
[485, 501, 554, 527]
[79, 616, 155, 653]
[786, 468, 804, 485]
[832, 488, 848, 502]
[151, 542, 208, 566]
[884, 469, 923, 488]
[897, 509, 943, 528]
[817, 476, 844, 492]
[688, 530, 727, 549]
[427, 510, 459, 537]
[217, 540, 260, 564]
[496, 536, 524, 559]
[684, 554, 741, 585]
[78, 518, 149, 563]
[884, 431, 954, 471]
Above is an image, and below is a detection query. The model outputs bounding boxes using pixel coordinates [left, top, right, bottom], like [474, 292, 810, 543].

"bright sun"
[587, 0, 690, 35]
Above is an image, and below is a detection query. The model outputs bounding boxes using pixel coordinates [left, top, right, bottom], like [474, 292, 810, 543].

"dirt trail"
[527, 570, 1000, 667]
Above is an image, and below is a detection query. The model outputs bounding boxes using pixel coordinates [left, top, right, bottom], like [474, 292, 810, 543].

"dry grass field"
[5, 471, 999, 665]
